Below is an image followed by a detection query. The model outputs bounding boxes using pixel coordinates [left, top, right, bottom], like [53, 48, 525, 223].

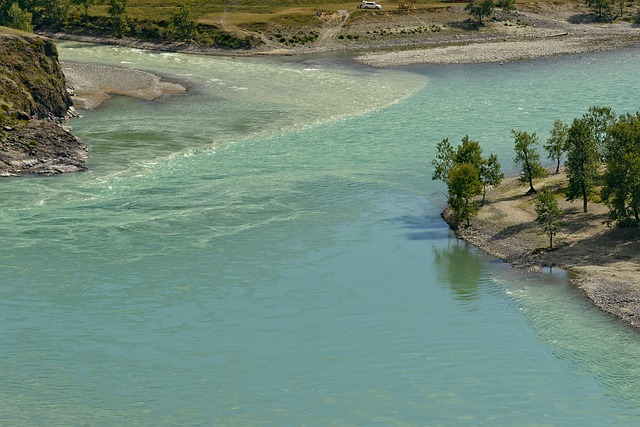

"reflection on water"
[434, 237, 484, 301]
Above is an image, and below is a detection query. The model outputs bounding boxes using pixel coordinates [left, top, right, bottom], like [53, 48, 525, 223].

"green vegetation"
[544, 119, 568, 174]
[512, 130, 548, 195]
[535, 187, 563, 250]
[0, 0, 261, 49]
[565, 117, 599, 213]
[432, 135, 503, 227]
[464, 0, 495, 24]
[433, 106, 640, 230]
[602, 112, 640, 226]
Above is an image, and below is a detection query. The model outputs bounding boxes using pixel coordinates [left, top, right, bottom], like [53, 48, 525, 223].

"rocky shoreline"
[442, 174, 640, 330]
[0, 29, 88, 176]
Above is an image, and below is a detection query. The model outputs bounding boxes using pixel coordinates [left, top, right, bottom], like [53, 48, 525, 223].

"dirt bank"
[443, 172, 640, 329]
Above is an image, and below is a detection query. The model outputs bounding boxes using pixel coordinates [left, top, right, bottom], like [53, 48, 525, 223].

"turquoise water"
[1, 43, 640, 425]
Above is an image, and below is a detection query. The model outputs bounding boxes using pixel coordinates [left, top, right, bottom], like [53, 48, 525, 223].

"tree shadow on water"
[432, 238, 485, 302]
[392, 215, 451, 241]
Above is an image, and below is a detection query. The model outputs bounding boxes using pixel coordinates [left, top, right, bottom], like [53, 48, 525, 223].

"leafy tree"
[166, 5, 198, 40]
[6, 2, 32, 31]
[584, 106, 616, 161]
[535, 187, 563, 250]
[615, 0, 625, 18]
[601, 112, 640, 226]
[26, 0, 69, 29]
[585, 0, 611, 20]
[454, 135, 485, 169]
[544, 119, 568, 174]
[565, 118, 599, 213]
[431, 138, 455, 184]
[71, 0, 94, 21]
[465, 0, 494, 23]
[108, 0, 127, 36]
[500, 0, 515, 13]
[479, 153, 503, 206]
[447, 162, 483, 227]
[512, 130, 547, 195]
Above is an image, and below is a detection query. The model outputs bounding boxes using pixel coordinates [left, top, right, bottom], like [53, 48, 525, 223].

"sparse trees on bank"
[431, 107, 640, 233]
[535, 187, 563, 250]
[513, 130, 547, 195]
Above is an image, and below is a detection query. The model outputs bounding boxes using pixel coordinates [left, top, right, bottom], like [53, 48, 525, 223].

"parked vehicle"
[358, 1, 382, 9]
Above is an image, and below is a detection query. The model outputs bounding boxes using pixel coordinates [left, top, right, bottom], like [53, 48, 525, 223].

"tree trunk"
[582, 184, 588, 213]
[555, 159, 560, 174]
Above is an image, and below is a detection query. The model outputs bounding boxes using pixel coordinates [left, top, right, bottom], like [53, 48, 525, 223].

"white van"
[358, 1, 382, 9]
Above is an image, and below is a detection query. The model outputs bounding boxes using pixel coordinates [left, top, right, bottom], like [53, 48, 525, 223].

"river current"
[1, 43, 640, 425]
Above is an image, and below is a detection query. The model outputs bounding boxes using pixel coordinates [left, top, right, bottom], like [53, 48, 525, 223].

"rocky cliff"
[0, 27, 87, 176]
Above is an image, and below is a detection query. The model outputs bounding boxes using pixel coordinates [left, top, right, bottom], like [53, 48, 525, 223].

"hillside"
[0, 27, 87, 176]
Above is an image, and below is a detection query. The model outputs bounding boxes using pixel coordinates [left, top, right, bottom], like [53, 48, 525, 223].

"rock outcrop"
[0, 27, 87, 176]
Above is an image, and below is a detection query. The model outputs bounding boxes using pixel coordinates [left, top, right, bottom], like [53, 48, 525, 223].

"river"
[1, 43, 640, 425]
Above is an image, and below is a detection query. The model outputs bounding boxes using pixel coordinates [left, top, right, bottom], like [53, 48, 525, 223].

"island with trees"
[434, 107, 640, 328]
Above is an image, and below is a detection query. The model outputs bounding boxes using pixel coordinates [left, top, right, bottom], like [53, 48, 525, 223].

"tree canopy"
[535, 187, 563, 250]
[565, 117, 599, 213]
[431, 135, 502, 227]
[601, 112, 640, 226]
[512, 130, 547, 195]
[544, 119, 568, 174]
[465, 0, 495, 23]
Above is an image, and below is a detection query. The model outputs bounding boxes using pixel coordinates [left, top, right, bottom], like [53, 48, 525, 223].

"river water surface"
[1, 43, 640, 425]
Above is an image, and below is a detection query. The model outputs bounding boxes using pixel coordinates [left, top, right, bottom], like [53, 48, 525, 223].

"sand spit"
[62, 62, 186, 109]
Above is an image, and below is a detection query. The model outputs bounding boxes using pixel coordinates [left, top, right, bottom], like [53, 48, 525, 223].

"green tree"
[6, 2, 32, 31]
[601, 112, 640, 226]
[431, 137, 454, 184]
[447, 162, 483, 227]
[513, 130, 547, 195]
[544, 119, 568, 174]
[71, 0, 94, 21]
[565, 118, 599, 213]
[584, 106, 616, 161]
[586, 0, 611, 20]
[465, 0, 494, 23]
[535, 187, 563, 250]
[615, 0, 625, 18]
[500, 0, 515, 13]
[455, 135, 484, 167]
[108, 0, 127, 36]
[479, 153, 503, 206]
[166, 5, 198, 40]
